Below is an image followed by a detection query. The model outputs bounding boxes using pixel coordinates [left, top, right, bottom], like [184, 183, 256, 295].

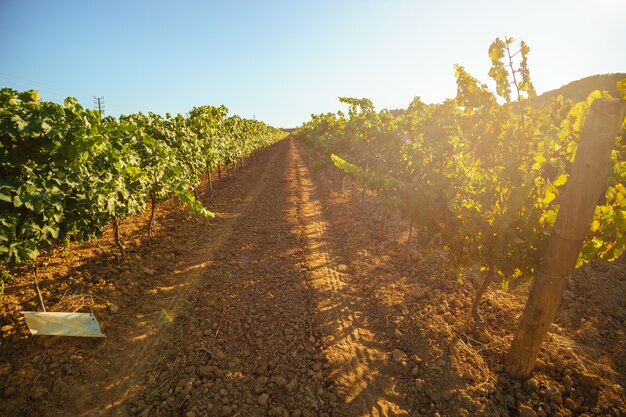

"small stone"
[221, 406, 234, 416]
[549, 323, 561, 334]
[109, 304, 119, 314]
[258, 393, 269, 405]
[268, 405, 288, 417]
[198, 365, 213, 377]
[255, 376, 268, 387]
[564, 398, 576, 411]
[518, 403, 537, 417]
[478, 331, 491, 344]
[186, 412, 196, 417]
[578, 373, 602, 388]
[443, 312, 455, 324]
[273, 376, 288, 387]
[409, 286, 425, 300]
[441, 390, 452, 400]
[525, 377, 540, 391]
[286, 378, 298, 392]
[337, 264, 348, 272]
[414, 378, 425, 392]
[214, 349, 226, 360]
[392, 349, 407, 363]
[30, 386, 49, 400]
[562, 375, 573, 390]
[0, 363, 12, 376]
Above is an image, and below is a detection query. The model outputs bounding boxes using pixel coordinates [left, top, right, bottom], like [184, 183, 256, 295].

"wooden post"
[208, 169, 213, 194]
[505, 99, 626, 378]
[32, 261, 46, 312]
[113, 216, 125, 261]
[380, 208, 388, 234]
[148, 194, 157, 237]
[471, 264, 495, 325]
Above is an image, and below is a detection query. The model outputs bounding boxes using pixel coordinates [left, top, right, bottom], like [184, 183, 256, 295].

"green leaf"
[0, 192, 12, 203]
[553, 173, 567, 187]
[618, 78, 626, 100]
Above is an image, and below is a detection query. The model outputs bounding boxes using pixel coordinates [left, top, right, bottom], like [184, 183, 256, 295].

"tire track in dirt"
[73, 140, 289, 417]
[291, 140, 410, 417]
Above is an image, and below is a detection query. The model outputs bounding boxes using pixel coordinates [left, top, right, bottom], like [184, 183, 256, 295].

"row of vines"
[0, 88, 286, 274]
[294, 38, 626, 376]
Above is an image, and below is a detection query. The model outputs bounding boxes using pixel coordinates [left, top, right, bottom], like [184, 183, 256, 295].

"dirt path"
[99, 138, 412, 417]
[121, 137, 330, 417]
[117, 138, 409, 417]
[291, 140, 410, 417]
[78, 138, 290, 416]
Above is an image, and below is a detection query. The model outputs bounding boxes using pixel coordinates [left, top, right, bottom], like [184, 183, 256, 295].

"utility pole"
[93, 96, 105, 120]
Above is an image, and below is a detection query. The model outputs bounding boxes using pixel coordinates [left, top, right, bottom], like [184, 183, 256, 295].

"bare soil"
[1, 139, 624, 417]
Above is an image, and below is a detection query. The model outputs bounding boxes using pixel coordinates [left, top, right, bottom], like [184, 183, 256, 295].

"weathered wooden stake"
[207, 166, 213, 194]
[505, 99, 626, 378]
[113, 216, 125, 261]
[148, 194, 157, 237]
[380, 208, 388, 234]
[471, 264, 495, 325]
[32, 261, 46, 312]
[403, 220, 414, 255]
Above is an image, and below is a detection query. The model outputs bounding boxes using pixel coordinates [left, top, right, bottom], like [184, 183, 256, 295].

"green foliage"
[0, 87, 285, 267]
[0, 264, 11, 296]
[618, 78, 626, 100]
[295, 38, 626, 288]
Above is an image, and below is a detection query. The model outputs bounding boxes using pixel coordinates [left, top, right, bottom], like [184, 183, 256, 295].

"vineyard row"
[0, 88, 286, 268]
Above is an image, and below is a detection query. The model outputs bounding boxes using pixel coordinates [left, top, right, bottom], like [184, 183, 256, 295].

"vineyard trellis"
[0, 88, 286, 305]
[294, 38, 626, 377]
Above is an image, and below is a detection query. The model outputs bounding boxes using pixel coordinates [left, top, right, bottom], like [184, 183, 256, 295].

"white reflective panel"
[20, 311, 105, 337]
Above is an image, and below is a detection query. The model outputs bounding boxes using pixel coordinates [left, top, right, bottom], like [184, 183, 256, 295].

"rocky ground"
[0, 138, 624, 417]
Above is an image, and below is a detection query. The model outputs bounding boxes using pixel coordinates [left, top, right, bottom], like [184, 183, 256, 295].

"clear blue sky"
[1, 0, 624, 128]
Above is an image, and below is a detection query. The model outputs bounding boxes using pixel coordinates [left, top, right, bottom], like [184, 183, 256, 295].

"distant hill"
[533, 73, 625, 107]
